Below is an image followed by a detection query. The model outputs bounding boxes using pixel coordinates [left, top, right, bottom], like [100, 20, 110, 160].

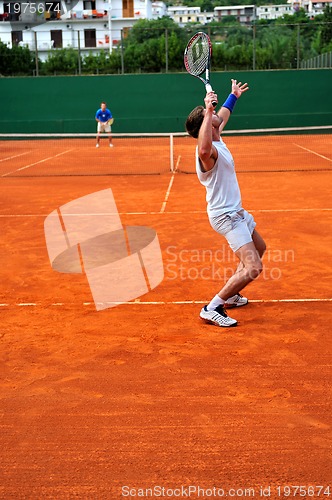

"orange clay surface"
[0, 136, 331, 498]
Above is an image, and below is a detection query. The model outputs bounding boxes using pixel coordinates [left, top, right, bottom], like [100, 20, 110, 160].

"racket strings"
[185, 37, 210, 76]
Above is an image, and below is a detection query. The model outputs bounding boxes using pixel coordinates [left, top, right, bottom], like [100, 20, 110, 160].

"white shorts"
[209, 209, 256, 252]
[97, 122, 111, 133]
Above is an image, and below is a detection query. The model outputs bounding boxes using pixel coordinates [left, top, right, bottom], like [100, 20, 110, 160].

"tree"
[42, 48, 80, 75]
[122, 17, 186, 73]
[82, 50, 121, 75]
[161, 30, 186, 70]
[256, 24, 295, 68]
[124, 16, 183, 45]
[1, 12, 331, 76]
[0, 41, 35, 76]
[320, 4, 332, 50]
[0, 41, 11, 75]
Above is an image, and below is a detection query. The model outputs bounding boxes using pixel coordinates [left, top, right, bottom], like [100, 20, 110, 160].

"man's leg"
[252, 229, 266, 258]
[228, 229, 266, 277]
[201, 223, 266, 325]
[218, 237, 264, 301]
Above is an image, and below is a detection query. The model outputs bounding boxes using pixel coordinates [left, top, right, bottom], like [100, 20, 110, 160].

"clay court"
[1, 133, 331, 498]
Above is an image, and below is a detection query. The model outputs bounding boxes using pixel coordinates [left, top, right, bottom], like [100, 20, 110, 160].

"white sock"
[207, 294, 225, 311]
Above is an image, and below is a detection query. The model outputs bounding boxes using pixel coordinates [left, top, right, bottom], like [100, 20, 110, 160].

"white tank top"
[196, 138, 242, 217]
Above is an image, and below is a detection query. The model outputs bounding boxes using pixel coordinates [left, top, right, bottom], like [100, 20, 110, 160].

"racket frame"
[184, 31, 216, 105]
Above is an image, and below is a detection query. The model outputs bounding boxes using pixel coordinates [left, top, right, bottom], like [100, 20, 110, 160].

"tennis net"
[1, 127, 331, 177]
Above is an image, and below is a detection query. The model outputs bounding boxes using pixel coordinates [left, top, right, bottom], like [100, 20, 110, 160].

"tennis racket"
[184, 31, 217, 107]
[108, 117, 114, 125]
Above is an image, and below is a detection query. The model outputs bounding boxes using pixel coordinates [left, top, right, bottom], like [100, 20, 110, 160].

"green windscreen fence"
[0, 70, 331, 134]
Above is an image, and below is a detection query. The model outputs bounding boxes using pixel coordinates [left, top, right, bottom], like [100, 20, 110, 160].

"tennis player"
[185, 79, 266, 327]
[95, 101, 113, 148]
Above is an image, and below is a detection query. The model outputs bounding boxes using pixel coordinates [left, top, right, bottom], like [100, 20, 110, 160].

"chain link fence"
[1, 23, 332, 76]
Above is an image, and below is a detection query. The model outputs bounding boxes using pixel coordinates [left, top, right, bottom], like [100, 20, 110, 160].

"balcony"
[70, 9, 108, 19]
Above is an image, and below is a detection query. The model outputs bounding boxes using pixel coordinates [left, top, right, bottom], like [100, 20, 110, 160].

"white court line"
[175, 155, 181, 171]
[1, 208, 332, 218]
[159, 155, 181, 213]
[0, 152, 30, 163]
[83, 298, 332, 305]
[160, 174, 175, 213]
[0, 298, 331, 307]
[1, 149, 74, 177]
[293, 143, 332, 162]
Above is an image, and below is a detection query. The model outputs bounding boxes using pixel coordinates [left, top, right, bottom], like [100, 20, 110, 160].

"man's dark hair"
[185, 106, 204, 138]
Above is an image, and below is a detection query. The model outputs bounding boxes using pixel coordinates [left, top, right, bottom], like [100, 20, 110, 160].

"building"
[166, 6, 201, 26]
[0, 0, 153, 60]
[213, 5, 256, 24]
[166, 6, 214, 27]
[152, 1, 167, 19]
[288, 0, 332, 15]
[256, 4, 293, 19]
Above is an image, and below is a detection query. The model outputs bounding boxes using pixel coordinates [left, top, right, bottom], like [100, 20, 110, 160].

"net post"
[34, 32, 39, 77]
[252, 21, 256, 71]
[170, 133, 174, 172]
[296, 24, 300, 70]
[165, 28, 168, 73]
[120, 29, 125, 74]
[77, 31, 82, 75]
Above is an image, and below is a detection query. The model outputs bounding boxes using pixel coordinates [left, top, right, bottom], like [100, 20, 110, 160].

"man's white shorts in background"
[97, 122, 111, 133]
[209, 209, 256, 252]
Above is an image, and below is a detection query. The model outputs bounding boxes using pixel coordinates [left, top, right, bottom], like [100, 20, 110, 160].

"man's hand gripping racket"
[184, 31, 217, 107]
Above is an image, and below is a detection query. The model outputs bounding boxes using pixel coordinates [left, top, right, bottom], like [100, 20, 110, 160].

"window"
[84, 29, 96, 47]
[83, 1, 96, 9]
[51, 30, 62, 48]
[122, 27, 130, 39]
[122, 0, 134, 17]
[11, 30, 22, 45]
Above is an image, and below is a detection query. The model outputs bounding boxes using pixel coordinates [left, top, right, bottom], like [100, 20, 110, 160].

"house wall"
[0, 0, 151, 59]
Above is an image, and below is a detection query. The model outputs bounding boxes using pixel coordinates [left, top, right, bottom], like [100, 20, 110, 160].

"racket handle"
[205, 83, 217, 107]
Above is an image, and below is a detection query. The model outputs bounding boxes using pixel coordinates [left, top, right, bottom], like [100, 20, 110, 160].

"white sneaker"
[109, 143, 113, 148]
[225, 293, 248, 308]
[200, 305, 237, 327]
[96, 143, 99, 148]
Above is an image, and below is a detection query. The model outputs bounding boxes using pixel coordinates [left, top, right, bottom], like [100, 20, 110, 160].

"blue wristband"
[222, 93, 237, 113]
